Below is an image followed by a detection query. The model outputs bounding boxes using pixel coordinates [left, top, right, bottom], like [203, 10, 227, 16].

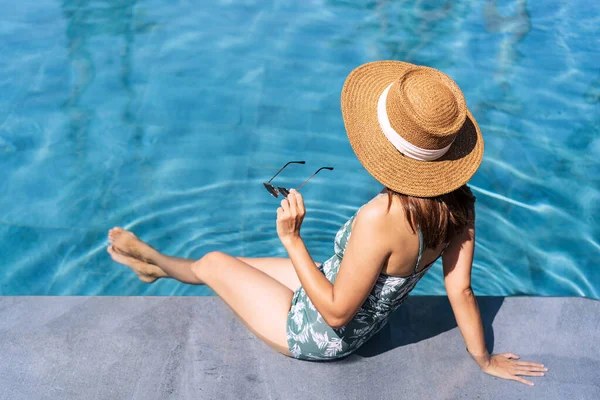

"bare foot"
[107, 245, 164, 283]
[108, 227, 157, 264]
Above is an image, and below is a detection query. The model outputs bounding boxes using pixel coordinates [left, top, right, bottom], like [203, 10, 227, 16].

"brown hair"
[384, 184, 476, 249]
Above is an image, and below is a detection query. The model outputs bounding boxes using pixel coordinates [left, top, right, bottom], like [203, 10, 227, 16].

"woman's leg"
[190, 251, 295, 356]
[108, 227, 202, 284]
[108, 227, 296, 356]
[108, 227, 322, 291]
[236, 257, 323, 292]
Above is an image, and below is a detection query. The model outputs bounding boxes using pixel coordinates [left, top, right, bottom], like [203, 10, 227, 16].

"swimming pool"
[0, 0, 598, 298]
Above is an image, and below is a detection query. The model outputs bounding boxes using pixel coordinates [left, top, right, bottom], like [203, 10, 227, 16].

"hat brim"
[341, 60, 484, 197]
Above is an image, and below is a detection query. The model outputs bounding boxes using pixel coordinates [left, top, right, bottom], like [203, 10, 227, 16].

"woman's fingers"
[516, 361, 546, 369]
[290, 189, 305, 215]
[514, 368, 545, 376]
[277, 189, 304, 221]
[280, 198, 289, 213]
[515, 364, 547, 372]
[512, 376, 534, 386]
[286, 191, 298, 216]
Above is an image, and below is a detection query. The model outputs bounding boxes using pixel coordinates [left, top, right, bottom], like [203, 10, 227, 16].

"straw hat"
[341, 60, 484, 197]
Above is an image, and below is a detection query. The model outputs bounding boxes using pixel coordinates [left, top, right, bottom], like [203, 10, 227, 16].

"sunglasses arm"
[266, 160, 306, 183]
[295, 167, 334, 190]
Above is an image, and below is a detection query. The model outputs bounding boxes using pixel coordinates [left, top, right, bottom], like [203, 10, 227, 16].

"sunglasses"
[263, 161, 334, 198]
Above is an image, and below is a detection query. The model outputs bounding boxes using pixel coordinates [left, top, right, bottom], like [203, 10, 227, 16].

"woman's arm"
[277, 189, 388, 328]
[442, 222, 491, 368]
[443, 221, 548, 386]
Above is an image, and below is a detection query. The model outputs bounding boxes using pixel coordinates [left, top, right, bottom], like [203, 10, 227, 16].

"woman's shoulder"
[354, 192, 408, 234]
[356, 191, 388, 217]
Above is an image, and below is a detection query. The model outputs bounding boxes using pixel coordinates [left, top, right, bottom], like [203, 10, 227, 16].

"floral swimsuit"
[286, 193, 446, 360]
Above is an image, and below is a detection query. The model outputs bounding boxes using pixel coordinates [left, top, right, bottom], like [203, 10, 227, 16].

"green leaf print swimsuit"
[286, 193, 447, 361]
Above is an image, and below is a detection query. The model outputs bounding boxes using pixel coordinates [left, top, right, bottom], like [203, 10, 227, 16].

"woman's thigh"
[191, 252, 296, 356]
[236, 257, 322, 293]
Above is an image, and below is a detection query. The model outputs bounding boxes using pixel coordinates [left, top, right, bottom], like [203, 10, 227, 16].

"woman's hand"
[276, 189, 306, 245]
[481, 352, 548, 386]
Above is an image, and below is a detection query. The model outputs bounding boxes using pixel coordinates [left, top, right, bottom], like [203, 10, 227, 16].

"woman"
[107, 60, 547, 385]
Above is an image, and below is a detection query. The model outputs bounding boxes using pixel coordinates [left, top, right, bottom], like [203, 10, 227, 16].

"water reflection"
[60, 0, 155, 161]
[59, 0, 158, 218]
[483, 0, 531, 92]
[377, 0, 454, 63]
[471, 0, 532, 127]
[61, 1, 96, 164]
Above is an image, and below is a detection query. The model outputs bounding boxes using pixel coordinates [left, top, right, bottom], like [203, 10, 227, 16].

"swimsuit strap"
[413, 226, 424, 275]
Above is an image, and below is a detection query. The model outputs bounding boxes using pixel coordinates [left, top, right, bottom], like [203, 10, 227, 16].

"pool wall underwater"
[0, 0, 598, 297]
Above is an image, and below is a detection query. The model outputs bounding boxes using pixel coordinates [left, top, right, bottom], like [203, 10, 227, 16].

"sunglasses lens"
[278, 187, 289, 198]
[263, 183, 278, 197]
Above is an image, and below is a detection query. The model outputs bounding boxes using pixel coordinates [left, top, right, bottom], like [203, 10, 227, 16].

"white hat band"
[377, 82, 455, 161]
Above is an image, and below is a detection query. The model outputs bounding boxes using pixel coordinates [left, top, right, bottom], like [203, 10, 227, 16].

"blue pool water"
[0, 0, 598, 297]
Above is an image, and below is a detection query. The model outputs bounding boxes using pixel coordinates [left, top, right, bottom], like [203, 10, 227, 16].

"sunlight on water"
[0, 0, 598, 298]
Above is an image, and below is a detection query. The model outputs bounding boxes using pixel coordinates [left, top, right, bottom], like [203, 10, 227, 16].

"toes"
[107, 245, 156, 283]
[107, 245, 118, 257]
[108, 228, 119, 240]
[107, 245, 127, 264]
[108, 227, 125, 243]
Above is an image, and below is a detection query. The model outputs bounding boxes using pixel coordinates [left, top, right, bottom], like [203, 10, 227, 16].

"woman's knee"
[190, 251, 225, 277]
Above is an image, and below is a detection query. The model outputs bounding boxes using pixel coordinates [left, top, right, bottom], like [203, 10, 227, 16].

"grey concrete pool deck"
[0, 296, 598, 400]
